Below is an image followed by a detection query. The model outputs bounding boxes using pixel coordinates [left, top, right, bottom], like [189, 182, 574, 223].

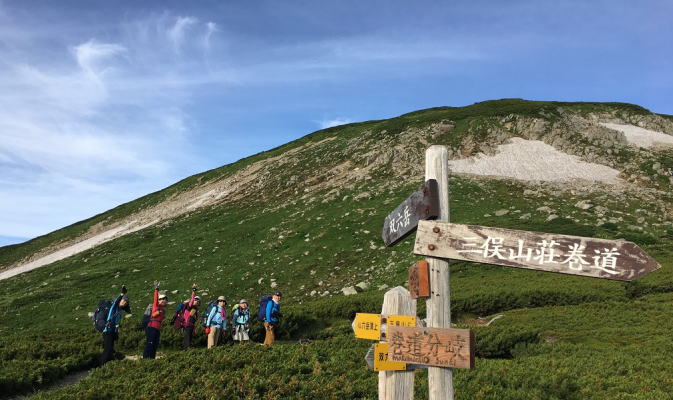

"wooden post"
[379, 286, 417, 400]
[424, 146, 453, 399]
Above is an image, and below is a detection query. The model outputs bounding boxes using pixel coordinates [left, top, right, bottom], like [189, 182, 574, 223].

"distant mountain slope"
[2, 99, 672, 281]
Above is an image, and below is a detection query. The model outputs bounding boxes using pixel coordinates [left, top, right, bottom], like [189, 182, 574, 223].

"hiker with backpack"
[143, 281, 168, 359]
[232, 299, 251, 343]
[262, 291, 282, 346]
[203, 296, 227, 348]
[98, 285, 131, 365]
[178, 283, 200, 350]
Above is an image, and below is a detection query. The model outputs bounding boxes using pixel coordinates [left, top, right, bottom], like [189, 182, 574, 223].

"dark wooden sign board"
[408, 260, 430, 299]
[387, 326, 474, 369]
[414, 221, 661, 281]
[382, 179, 440, 246]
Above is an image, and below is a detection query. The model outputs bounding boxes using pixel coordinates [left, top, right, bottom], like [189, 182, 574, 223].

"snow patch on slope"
[600, 123, 673, 148]
[449, 138, 623, 184]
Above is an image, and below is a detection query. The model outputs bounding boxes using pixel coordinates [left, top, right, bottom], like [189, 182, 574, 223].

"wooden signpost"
[414, 222, 661, 281]
[369, 145, 662, 400]
[388, 326, 474, 369]
[382, 179, 440, 246]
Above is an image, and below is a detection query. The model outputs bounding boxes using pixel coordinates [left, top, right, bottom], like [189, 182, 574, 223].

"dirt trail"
[4, 369, 90, 400]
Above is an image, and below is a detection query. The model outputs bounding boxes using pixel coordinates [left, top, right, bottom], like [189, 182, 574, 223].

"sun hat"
[217, 296, 226, 302]
[239, 299, 248, 304]
[158, 293, 168, 300]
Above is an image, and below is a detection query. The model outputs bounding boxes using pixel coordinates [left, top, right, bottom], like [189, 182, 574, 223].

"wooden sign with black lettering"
[387, 326, 474, 369]
[414, 221, 661, 281]
[408, 260, 430, 299]
[382, 180, 439, 247]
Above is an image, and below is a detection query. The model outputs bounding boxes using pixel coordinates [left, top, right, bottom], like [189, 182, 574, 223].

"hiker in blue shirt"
[232, 299, 251, 343]
[205, 296, 227, 348]
[263, 292, 281, 345]
[101, 285, 131, 365]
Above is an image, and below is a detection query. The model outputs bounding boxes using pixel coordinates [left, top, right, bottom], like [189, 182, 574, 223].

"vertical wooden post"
[379, 286, 416, 400]
[424, 146, 453, 400]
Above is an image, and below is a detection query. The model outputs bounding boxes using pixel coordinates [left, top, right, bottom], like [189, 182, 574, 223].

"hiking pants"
[207, 327, 221, 348]
[100, 331, 116, 365]
[143, 327, 161, 359]
[182, 326, 194, 349]
[263, 322, 275, 345]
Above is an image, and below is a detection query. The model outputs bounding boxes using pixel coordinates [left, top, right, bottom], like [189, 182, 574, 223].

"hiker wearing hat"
[143, 281, 167, 359]
[205, 296, 227, 348]
[232, 299, 251, 343]
[101, 285, 131, 365]
[264, 292, 282, 346]
[181, 283, 200, 350]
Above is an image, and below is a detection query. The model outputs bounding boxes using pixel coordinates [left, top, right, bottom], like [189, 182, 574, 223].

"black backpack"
[141, 303, 153, 329]
[92, 299, 112, 332]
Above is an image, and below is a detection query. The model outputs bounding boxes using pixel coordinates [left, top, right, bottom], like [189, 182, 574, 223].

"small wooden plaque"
[387, 326, 474, 369]
[408, 260, 430, 299]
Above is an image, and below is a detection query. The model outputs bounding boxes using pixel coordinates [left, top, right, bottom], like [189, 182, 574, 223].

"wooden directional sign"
[408, 260, 430, 299]
[387, 326, 474, 369]
[414, 221, 661, 281]
[387, 315, 416, 328]
[382, 179, 440, 246]
[374, 343, 407, 371]
[354, 313, 382, 340]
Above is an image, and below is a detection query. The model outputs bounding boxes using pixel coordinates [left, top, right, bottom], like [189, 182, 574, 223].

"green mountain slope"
[1, 99, 673, 399]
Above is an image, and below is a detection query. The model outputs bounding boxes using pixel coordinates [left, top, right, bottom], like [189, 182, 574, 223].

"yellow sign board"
[387, 315, 416, 328]
[374, 343, 407, 371]
[354, 313, 382, 340]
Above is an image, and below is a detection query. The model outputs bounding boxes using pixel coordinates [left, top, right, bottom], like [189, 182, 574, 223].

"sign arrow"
[382, 179, 439, 247]
[414, 221, 661, 281]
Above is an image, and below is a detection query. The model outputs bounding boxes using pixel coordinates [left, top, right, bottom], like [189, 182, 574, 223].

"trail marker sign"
[387, 326, 474, 369]
[408, 260, 430, 299]
[382, 179, 439, 246]
[414, 221, 661, 281]
[354, 313, 382, 340]
[374, 343, 407, 371]
[387, 315, 416, 328]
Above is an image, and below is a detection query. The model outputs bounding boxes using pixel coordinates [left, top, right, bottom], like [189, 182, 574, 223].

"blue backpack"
[257, 295, 272, 321]
[201, 300, 218, 327]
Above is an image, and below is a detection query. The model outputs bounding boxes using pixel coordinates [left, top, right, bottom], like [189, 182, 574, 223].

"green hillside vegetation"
[1, 99, 673, 399]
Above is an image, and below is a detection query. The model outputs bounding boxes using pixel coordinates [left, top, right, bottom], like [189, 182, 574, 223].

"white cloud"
[318, 118, 353, 129]
[203, 22, 218, 50]
[168, 16, 198, 53]
[0, 12, 220, 238]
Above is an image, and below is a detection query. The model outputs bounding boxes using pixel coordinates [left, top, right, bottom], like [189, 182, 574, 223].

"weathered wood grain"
[382, 179, 439, 246]
[379, 286, 416, 400]
[408, 260, 430, 299]
[424, 146, 454, 400]
[387, 326, 474, 369]
[414, 221, 661, 281]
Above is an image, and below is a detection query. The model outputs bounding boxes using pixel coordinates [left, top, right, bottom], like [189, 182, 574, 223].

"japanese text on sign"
[387, 326, 474, 369]
[457, 236, 621, 275]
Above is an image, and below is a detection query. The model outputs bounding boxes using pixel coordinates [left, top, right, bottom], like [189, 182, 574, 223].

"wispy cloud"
[168, 16, 198, 54]
[0, 10, 219, 238]
[318, 118, 354, 129]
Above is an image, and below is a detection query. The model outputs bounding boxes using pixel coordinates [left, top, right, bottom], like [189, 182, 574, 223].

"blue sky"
[0, 0, 672, 246]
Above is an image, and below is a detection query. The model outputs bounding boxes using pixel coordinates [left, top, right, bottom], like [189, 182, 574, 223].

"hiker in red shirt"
[143, 281, 167, 359]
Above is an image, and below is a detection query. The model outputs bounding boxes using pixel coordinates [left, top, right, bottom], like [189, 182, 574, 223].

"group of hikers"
[95, 282, 282, 365]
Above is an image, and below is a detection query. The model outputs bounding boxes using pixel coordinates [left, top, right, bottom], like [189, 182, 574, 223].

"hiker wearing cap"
[232, 299, 251, 343]
[101, 285, 131, 365]
[143, 281, 167, 359]
[181, 284, 200, 350]
[205, 296, 227, 348]
[263, 292, 282, 346]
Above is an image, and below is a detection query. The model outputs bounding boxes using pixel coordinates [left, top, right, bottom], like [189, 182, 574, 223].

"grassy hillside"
[1, 99, 673, 399]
